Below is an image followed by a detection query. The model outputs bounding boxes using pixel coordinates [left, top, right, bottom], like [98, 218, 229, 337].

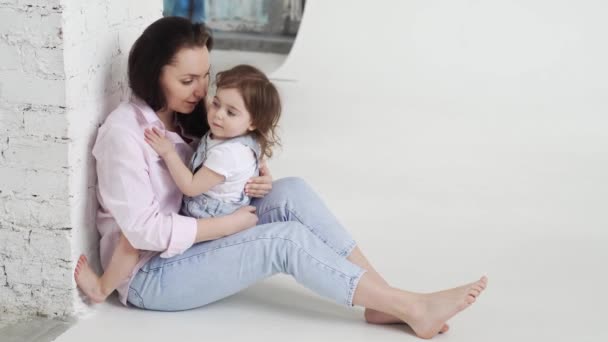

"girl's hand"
[245, 161, 273, 198]
[144, 127, 175, 158]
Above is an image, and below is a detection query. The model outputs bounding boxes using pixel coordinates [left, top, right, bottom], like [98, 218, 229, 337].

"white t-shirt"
[202, 135, 257, 203]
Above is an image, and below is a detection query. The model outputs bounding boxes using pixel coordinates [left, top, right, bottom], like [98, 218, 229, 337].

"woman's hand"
[195, 206, 258, 242]
[246, 161, 273, 198]
[228, 206, 258, 234]
[144, 127, 175, 158]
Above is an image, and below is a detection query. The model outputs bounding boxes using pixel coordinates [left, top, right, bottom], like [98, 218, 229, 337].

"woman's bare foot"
[364, 309, 450, 333]
[74, 255, 109, 304]
[365, 308, 401, 324]
[400, 276, 488, 339]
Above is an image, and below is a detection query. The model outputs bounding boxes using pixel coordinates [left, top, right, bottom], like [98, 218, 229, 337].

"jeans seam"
[340, 240, 357, 257]
[276, 236, 352, 279]
[258, 205, 344, 255]
[128, 286, 145, 309]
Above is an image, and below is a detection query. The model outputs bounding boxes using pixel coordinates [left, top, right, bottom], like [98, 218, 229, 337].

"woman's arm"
[94, 126, 197, 258]
[194, 206, 258, 243]
[145, 128, 224, 197]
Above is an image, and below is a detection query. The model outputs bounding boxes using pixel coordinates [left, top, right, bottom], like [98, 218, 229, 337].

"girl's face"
[159, 46, 210, 114]
[207, 87, 255, 140]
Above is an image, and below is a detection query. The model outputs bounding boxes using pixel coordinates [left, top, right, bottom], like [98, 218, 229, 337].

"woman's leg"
[251, 177, 488, 330]
[251, 177, 356, 257]
[128, 220, 487, 339]
[128, 221, 366, 311]
[347, 246, 403, 324]
[352, 272, 487, 339]
[251, 177, 407, 323]
[75, 233, 140, 303]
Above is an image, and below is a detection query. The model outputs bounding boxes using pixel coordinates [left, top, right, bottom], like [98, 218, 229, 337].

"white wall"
[62, 0, 161, 317]
[0, 0, 161, 326]
[0, 0, 71, 326]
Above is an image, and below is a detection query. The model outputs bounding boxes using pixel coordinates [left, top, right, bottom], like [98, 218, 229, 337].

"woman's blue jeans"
[127, 177, 366, 311]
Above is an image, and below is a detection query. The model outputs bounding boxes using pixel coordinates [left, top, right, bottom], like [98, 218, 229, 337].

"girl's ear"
[248, 124, 256, 132]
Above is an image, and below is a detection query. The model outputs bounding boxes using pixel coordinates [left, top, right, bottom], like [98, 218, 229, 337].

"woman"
[76, 16, 487, 339]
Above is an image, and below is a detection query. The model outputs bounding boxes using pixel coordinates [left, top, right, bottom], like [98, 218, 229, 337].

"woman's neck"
[156, 108, 176, 132]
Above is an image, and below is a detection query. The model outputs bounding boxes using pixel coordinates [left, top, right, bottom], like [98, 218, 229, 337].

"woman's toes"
[439, 324, 450, 333]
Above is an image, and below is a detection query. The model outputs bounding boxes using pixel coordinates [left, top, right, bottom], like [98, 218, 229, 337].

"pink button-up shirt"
[92, 98, 197, 305]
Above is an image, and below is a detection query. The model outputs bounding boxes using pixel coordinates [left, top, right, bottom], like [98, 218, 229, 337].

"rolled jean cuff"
[340, 240, 357, 257]
[346, 268, 367, 307]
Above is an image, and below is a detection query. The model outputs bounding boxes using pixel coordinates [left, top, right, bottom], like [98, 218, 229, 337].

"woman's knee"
[273, 177, 318, 206]
[274, 177, 311, 195]
[256, 221, 310, 240]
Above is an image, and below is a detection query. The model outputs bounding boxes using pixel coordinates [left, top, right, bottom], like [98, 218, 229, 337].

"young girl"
[75, 65, 281, 303]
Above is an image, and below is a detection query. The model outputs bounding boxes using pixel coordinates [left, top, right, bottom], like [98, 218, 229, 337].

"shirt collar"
[131, 96, 161, 125]
[131, 96, 188, 146]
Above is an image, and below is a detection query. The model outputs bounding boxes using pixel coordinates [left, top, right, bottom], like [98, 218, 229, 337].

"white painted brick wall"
[0, 0, 162, 327]
[0, 0, 69, 326]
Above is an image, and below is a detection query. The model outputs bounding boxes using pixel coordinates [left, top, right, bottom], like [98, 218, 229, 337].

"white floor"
[58, 1, 608, 341]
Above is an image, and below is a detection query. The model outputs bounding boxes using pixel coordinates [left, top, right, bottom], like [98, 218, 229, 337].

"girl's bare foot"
[401, 276, 488, 339]
[74, 255, 109, 304]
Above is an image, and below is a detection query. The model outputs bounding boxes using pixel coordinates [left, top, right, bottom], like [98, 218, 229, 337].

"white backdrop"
[268, 0, 608, 340]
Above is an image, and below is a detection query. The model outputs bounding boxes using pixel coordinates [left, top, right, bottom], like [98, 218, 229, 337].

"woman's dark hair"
[128, 16, 213, 137]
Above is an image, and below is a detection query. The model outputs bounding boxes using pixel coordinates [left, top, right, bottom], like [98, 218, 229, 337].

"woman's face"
[159, 46, 210, 114]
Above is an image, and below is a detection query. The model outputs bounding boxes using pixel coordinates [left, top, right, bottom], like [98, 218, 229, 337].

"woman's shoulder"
[93, 101, 145, 153]
[101, 101, 141, 131]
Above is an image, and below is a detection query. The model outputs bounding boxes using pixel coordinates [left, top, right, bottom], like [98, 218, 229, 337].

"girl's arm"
[145, 128, 224, 197]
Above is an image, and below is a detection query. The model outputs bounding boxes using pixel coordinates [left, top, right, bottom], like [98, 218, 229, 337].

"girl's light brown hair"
[215, 65, 281, 159]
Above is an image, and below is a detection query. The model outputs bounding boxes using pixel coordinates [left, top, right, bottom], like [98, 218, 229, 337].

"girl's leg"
[75, 233, 140, 303]
[251, 177, 406, 323]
